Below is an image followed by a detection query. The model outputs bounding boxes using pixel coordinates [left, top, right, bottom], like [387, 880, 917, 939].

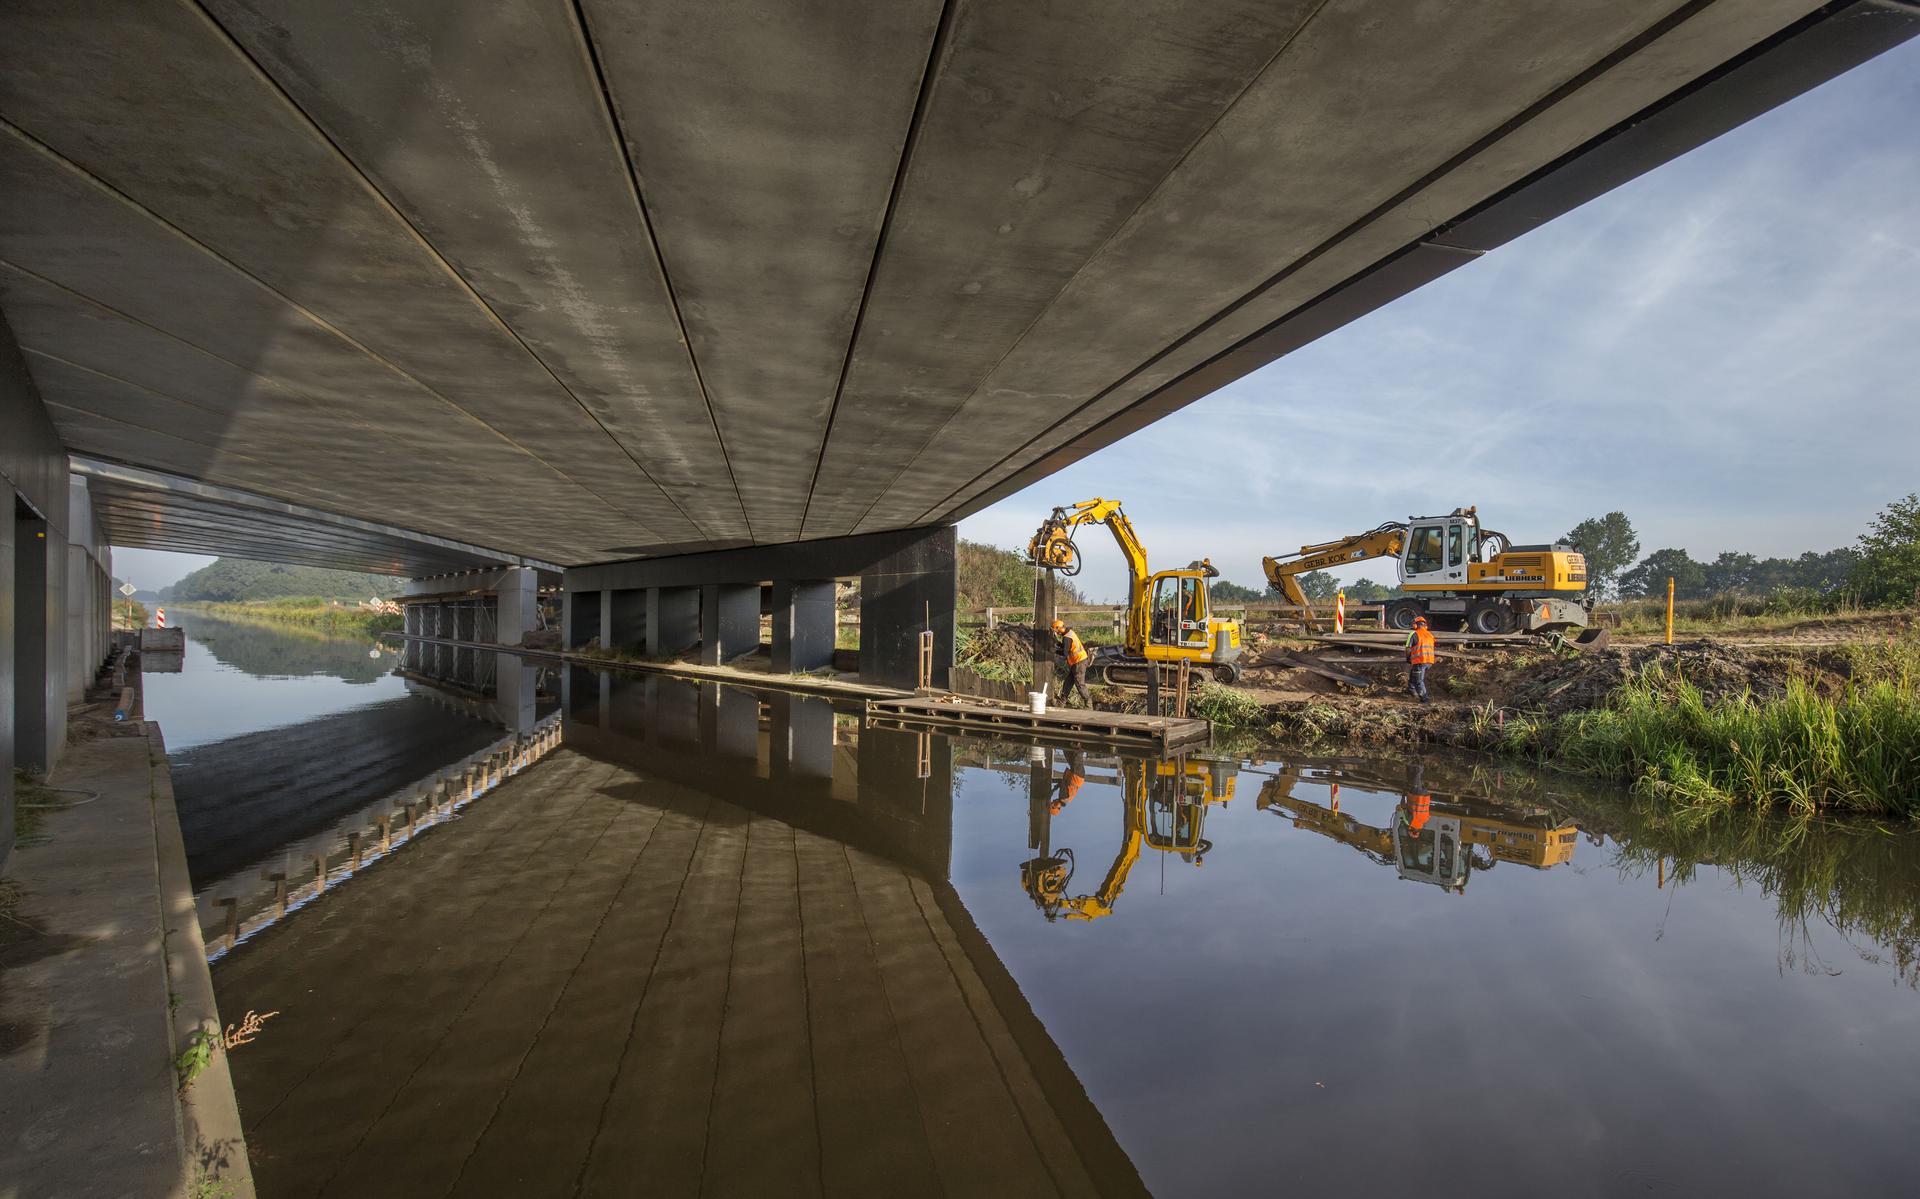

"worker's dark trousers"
[1407, 664, 1430, 701]
[1058, 660, 1091, 708]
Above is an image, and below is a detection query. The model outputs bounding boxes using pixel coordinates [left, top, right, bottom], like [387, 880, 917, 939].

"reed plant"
[1508, 641, 1920, 817]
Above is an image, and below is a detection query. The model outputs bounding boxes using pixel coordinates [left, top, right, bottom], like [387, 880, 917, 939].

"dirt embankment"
[960, 615, 1915, 745]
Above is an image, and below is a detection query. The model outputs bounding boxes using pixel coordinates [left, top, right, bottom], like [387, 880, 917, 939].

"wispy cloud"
[965, 39, 1920, 602]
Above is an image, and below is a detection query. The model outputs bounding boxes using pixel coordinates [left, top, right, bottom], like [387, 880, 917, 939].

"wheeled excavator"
[1020, 755, 1237, 922]
[1255, 760, 1579, 892]
[1262, 506, 1602, 638]
[1028, 498, 1243, 684]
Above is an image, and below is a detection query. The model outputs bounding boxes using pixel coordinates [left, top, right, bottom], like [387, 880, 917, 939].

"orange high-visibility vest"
[1406, 794, 1431, 832]
[1062, 629, 1088, 666]
[1406, 627, 1436, 666]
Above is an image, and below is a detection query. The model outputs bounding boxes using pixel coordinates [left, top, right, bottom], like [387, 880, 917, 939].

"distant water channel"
[155, 618, 1920, 1197]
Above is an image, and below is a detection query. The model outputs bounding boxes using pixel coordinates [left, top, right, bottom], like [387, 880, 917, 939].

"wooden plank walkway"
[211, 749, 1140, 1198]
[866, 695, 1210, 752]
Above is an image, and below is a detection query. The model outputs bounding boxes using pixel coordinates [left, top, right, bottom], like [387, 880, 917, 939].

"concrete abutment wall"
[2, 310, 113, 866]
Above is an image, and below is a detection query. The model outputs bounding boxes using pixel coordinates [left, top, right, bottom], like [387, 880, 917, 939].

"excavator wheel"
[1211, 663, 1239, 685]
[1382, 600, 1424, 632]
[1467, 600, 1514, 635]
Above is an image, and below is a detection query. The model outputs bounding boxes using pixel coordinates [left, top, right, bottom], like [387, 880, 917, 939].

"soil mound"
[1507, 638, 1852, 716]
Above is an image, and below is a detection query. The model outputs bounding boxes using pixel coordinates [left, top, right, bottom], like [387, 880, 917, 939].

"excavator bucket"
[1573, 626, 1611, 651]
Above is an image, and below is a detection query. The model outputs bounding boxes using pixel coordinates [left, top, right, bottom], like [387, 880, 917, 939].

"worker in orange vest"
[1404, 615, 1436, 704]
[1050, 749, 1086, 814]
[1051, 618, 1092, 709]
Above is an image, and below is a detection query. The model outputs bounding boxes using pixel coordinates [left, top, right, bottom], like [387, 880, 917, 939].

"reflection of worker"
[1052, 618, 1092, 708]
[1404, 616, 1435, 704]
[1050, 750, 1085, 814]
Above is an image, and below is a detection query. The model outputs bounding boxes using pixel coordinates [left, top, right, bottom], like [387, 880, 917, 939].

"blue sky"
[960, 39, 1920, 602]
[115, 40, 1918, 601]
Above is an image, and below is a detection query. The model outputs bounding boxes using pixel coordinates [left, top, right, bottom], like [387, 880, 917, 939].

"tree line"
[1550, 495, 1918, 605]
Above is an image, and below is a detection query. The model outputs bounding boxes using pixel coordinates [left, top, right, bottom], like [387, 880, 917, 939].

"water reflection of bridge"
[213, 667, 1144, 1197]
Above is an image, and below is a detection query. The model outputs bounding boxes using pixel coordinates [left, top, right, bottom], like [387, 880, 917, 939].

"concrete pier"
[565, 526, 954, 689]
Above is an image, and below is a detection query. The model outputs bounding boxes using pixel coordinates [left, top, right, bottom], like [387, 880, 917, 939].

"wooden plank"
[866, 696, 1210, 751]
[1276, 651, 1375, 691]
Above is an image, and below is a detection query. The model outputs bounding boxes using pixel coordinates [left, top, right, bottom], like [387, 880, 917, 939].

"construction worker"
[1404, 615, 1435, 703]
[1051, 618, 1092, 708]
[1050, 749, 1086, 814]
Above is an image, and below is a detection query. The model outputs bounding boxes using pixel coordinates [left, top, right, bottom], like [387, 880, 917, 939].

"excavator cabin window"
[1405, 525, 1445, 576]
[1150, 576, 1209, 647]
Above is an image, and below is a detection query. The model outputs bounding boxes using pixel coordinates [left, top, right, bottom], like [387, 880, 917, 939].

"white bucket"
[1028, 691, 1048, 715]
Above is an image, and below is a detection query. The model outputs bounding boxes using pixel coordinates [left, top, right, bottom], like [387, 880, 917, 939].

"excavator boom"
[1261, 522, 1406, 620]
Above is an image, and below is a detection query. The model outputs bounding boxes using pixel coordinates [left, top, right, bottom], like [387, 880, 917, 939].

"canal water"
[155, 619, 1920, 1197]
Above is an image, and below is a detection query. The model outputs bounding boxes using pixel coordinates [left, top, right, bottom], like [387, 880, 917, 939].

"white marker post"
[1334, 590, 1345, 635]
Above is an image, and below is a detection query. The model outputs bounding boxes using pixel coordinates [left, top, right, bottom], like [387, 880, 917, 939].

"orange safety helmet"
[1413, 615, 1428, 627]
[1050, 619, 1066, 633]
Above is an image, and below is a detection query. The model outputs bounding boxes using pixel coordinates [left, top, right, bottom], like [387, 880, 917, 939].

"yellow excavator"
[1255, 761, 1579, 892]
[1020, 755, 1237, 921]
[1262, 506, 1600, 638]
[1028, 498, 1244, 684]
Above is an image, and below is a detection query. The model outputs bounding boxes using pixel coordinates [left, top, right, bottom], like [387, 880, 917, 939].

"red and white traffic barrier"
[1333, 591, 1345, 635]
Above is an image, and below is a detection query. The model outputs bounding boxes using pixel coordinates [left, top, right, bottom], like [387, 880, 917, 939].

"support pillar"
[597, 589, 613, 650]
[698, 682, 759, 761]
[494, 567, 536, 647]
[771, 693, 834, 781]
[608, 589, 647, 654]
[859, 526, 956, 689]
[700, 583, 759, 666]
[567, 590, 600, 649]
[646, 587, 699, 657]
[771, 579, 836, 674]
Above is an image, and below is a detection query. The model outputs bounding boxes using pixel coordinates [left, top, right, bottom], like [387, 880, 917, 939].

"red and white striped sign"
[155, 607, 166, 627]
[1333, 591, 1345, 635]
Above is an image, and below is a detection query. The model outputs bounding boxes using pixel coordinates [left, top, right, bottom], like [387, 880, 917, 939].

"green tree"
[1852, 493, 1920, 606]
[1702, 551, 1759, 595]
[1345, 577, 1395, 601]
[955, 540, 1085, 608]
[1208, 579, 1264, 603]
[1563, 512, 1639, 598]
[1619, 548, 1708, 600]
[1293, 570, 1339, 601]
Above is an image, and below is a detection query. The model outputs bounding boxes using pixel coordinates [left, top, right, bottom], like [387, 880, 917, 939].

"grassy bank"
[176, 598, 401, 636]
[1484, 636, 1920, 818]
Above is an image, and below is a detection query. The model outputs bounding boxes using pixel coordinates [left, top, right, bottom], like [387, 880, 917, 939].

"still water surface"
[162, 620, 1920, 1197]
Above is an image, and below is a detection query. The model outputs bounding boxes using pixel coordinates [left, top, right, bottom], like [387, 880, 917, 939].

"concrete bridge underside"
[3, 0, 1913, 571]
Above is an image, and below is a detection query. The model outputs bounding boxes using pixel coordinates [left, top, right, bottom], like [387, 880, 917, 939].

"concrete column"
[859, 525, 956, 689]
[596, 589, 613, 650]
[646, 587, 699, 656]
[12, 508, 64, 773]
[494, 567, 536, 647]
[699, 582, 759, 666]
[771, 579, 836, 674]
[566, 591, 601, 648]
[698, 682, 759, 761]
[770, 693, 835, 781]
[494, 652, 537, 733]
[608, 589, 647, 654]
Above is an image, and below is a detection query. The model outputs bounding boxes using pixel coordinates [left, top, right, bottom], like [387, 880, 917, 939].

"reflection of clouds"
[962, 40, 1920, 602]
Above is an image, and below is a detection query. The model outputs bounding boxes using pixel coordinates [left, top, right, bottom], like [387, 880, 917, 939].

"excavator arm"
[1260, 522, 1407, 626]
[1028, 498, 1152, 641]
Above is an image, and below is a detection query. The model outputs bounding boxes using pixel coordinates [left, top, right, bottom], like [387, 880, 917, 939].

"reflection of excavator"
[1028, 498, 1243, 684]
[1020, 755, 1237, 921]
[1256, 762, 1578, 892]
[1262, 506, 1602, 639]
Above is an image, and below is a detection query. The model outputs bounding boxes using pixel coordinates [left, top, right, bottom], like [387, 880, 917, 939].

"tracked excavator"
[1020, 756, 1237, 922]
[1263, 506, 1604, 640]
[1255, 761, 1579, 892]
[1028, 498, 1244, 684]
